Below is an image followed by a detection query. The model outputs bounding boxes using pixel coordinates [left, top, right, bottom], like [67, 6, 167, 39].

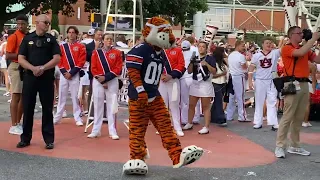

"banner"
[283, 0, 298, 27]
[204, 25, 218, 43]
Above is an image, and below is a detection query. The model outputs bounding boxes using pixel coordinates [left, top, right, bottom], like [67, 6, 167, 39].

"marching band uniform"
[159, 47, 186, 136]
[88, 47, 123, 139]
[54, 41, 86, 126]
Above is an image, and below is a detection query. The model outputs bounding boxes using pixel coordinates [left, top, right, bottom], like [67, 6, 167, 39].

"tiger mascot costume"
[123, 16, 204, 175]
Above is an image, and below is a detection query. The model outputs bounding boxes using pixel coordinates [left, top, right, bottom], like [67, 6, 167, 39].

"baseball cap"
[88, 29, 95, 36]
[181, 40, 191, 50]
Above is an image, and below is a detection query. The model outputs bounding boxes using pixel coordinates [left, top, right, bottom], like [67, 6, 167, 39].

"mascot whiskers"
[123, 16, 204, 175]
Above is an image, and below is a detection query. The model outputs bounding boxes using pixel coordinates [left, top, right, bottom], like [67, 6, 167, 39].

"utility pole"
[100, 0, 107, 29]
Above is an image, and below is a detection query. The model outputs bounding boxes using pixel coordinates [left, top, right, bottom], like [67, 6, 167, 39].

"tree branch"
[5, 0, 43, 20]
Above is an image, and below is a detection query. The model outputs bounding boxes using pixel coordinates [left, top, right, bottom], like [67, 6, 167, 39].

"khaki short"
[8, 62, 23, 94]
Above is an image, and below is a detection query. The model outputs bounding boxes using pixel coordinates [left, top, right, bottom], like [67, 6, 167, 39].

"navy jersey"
[126, 43, 165, 100]
[192, 55, 216, 80]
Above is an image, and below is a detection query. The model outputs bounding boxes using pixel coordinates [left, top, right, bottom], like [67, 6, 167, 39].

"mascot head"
[142, 17, 175, 50]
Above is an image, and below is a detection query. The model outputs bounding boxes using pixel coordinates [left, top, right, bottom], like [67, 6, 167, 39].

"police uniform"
[17, 32, 61, 149]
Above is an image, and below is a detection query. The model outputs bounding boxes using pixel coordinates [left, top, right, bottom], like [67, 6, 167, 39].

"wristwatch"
[39, 66, 45, 70]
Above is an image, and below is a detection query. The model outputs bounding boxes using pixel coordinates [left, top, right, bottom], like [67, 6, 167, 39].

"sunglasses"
[38, 21, 51, 25]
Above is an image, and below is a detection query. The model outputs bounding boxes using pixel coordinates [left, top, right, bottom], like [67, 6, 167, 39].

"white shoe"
[87, 132, 101, 138]
[198, 127, 209, 134]
[275, 147, 285, 158]
[176, 130, 184, 137]
[62, 110, 67, 118]
[76, 121, 84, 126]
[7, 99, 11, 103]
[302, 122, 312, 127]
[253, 124, 262, 129]
[287, 147, 311, 156]
[9, 126, 23, 135]
[110, 134, 119, 140]
[3, 92, 10, 96]
[123, 159, 148, 175]
[173, 145, 204, 168]
[182, 123, 193, 130]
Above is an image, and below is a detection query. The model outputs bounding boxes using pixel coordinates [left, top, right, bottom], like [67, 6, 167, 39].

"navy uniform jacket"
[126, 42, 165, 100]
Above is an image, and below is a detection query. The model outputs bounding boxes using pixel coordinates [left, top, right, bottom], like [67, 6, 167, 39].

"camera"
[302, 29, 320, 41]
[281, 82, 296, 95]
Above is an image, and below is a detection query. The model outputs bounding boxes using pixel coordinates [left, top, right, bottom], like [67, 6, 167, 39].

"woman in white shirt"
[183, 42, 217, 134]
[210, 47, 228, 126]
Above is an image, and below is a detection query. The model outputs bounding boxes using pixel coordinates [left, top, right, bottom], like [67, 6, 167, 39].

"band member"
[54, 26, 86, 126]
[87, 33, 122, 140]
[226, 40, 250, 122]
[159, 46, 186, 137]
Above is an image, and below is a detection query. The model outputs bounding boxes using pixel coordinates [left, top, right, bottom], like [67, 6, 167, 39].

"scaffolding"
[103, 0, 143, 50]
[205, 0, 320, 34]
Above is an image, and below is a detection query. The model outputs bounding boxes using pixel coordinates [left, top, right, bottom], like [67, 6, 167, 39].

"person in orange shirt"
[5, 15, 29, 136]
[158, 46, 186, 136]
[87, 33, 123, 139]
[275, 26, 320, 158]
[53, 26, 86, 126]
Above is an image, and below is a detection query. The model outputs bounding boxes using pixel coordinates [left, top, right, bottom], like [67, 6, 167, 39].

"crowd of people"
[0, 15, 319, 159]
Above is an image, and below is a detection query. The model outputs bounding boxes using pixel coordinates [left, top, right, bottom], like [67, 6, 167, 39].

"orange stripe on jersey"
[126, 55, 143, 64]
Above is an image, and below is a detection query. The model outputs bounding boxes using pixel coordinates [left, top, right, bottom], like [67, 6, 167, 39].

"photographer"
[182, 41, 217, 134]
[275, 26, 320, 158]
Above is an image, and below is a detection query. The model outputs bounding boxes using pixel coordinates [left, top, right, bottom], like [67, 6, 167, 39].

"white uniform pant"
[54, 73, 82, 122]
[253, 79, 278, 126]
[91, 78, 118, 136]
[180, 77, 200, 124]
[226, 75, 247, 121]
[159, 78, 182, 131]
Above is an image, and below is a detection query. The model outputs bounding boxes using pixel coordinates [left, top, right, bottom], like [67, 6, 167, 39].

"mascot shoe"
[173, 145, 204, 168]
[123, 159, 148, 175]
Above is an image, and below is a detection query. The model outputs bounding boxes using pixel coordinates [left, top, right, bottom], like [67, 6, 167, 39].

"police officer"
[17, 14, 61, 149]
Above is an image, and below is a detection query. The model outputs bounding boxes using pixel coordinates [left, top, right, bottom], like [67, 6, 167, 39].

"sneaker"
[253, 124, 262, 129]
[182, 123, 193, 130]
[87, 132, 101, 138]
[3, 92, 10, 96]
[287, 147, 311, 156]
[62, 110, 67, 118]
[76, 121, 84, 126]
[9, 126, 23, 135]
[176, 130, 184, 137]
[110, 134, 120, 140]
[302, 122, 312, 127]
[198, 127, 209, 134]
[7, 99, 11, 103]
[275, 147, 285, 158]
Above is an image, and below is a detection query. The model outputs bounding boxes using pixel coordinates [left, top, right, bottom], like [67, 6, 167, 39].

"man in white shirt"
[180, 40, 201, 125]
[226, 40, 250, 122]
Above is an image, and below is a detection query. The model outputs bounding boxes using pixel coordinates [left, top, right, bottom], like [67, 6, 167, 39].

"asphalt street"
[0, 89, 319, 180]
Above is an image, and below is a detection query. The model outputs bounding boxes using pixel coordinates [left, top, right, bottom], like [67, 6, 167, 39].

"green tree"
[84, 0, 208, 28]
[0, 0, 78, 31]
